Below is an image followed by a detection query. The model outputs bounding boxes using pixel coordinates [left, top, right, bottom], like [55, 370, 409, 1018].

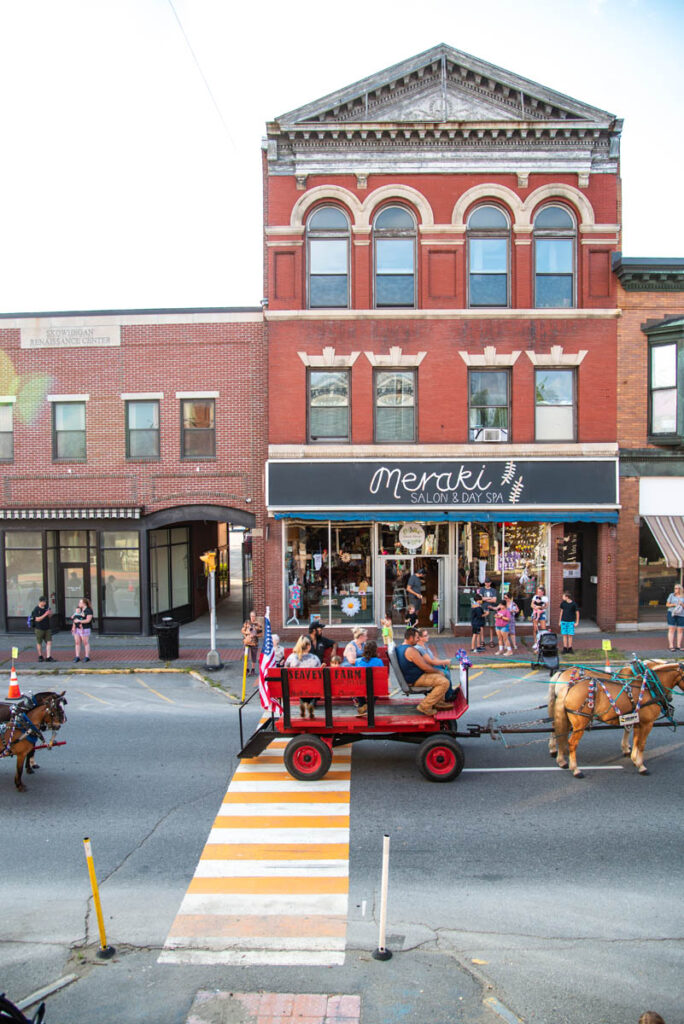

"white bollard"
[372, 833, 392, 961]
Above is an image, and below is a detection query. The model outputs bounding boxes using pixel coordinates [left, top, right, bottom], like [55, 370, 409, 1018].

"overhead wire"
[166, 0, 237, 151]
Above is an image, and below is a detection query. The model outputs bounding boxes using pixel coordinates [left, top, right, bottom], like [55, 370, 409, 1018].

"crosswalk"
[158, 737, 351, 966]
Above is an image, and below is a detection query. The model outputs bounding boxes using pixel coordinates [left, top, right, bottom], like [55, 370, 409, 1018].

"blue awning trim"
[273, 510, 619, 523]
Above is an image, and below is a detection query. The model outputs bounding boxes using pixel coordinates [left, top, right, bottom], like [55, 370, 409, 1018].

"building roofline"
[612, 253, 684, 292]
[0, 306, 262, 319]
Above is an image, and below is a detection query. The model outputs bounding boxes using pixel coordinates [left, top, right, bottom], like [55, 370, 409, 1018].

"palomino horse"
[0, 691, 67, 791]
[549, 660, 683, 777]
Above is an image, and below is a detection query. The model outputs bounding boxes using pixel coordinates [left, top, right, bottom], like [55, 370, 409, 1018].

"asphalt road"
[1, 664, 682, 1024]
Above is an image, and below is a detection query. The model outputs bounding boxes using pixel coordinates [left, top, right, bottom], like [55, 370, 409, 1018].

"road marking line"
[74, 688, 112, 705]
[484, 995, 524, 1024]
[469, 670, 484, 680]
[160, 740, 351, 966]
[135, 676, 174, 703]
[463, 766, 624, 772]
[482, 688, 501, 699]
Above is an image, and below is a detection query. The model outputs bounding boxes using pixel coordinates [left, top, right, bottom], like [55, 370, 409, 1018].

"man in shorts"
[30, 596, 55, 662]
[558, 590, 580, 654]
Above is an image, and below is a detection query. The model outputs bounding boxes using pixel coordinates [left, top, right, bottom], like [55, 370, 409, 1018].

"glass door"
[62, 564, 88, 626]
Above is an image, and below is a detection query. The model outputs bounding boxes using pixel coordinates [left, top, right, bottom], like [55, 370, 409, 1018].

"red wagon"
[237, 647, 470, 782]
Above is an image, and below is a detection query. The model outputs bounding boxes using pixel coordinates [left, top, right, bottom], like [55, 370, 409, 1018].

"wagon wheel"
[416, 734, 465, 783]
[284, 735, 333, 781]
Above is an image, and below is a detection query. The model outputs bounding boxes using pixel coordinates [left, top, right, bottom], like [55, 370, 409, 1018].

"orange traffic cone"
[7, 666, 20, 700]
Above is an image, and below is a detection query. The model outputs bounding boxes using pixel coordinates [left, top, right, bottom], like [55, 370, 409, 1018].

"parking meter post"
[372, 834, 392, 961]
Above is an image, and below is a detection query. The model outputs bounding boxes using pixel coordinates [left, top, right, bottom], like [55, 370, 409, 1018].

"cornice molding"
[297, 347, 360, 368]
[459, 346, 521, 367]
[525, 346, 587, 366]
[266, 308, 620, 322]
[364, 347, 426, 367]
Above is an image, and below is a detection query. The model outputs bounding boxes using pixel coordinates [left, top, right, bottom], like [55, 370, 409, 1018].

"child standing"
[470, 595, 487, 653]
[404, 604, 418, 629]
[429, 594, 440, 630]
[495, 602, 513, 655]
[504, 593, 519, 652]
[559, 591, 580, 654]
[380, 613, 395, 650]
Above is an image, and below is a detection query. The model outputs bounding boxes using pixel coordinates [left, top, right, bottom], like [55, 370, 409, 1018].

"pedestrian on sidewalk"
[559, 590, 580, 654]
[665, 584, 684, 652]
[241, 610, 262, 675]
[504, 593, 519, 651]
[30, 596, 55, 662]
[71, 597, 93, 662]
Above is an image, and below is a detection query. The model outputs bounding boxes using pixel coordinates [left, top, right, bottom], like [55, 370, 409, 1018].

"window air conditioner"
[481, 428, 506, 442]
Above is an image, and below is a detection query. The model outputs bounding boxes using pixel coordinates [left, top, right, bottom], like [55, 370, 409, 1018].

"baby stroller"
[531, 629, 559, 674]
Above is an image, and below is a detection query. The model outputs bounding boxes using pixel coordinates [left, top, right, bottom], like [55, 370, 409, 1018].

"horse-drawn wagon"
[238, 646, 684, 782]
[238, 645, 472, 782]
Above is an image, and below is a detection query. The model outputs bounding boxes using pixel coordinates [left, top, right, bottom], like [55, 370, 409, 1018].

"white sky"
[0, 0, 682, 312]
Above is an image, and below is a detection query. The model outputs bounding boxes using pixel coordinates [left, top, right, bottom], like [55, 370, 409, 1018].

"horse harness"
[566, 660, 679, 727]
[0, 697, 65, 759]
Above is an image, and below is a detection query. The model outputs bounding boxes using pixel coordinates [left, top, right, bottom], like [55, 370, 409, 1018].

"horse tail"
[552, 682, 571, 740]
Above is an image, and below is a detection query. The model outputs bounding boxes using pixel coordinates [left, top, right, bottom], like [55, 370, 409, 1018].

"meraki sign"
[266, 458, 618, 510]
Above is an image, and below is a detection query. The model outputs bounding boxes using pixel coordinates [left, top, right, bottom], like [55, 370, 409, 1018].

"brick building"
[613, 257, 684, 628]
[263, 44, 623, 636]
[0, 309, 267, 634]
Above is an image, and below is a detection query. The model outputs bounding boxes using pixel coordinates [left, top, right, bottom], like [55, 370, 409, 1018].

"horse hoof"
[573, 770, 585, 779]
[16, 785, 26, 792]
[549, 750, 557, 758]
[639, 767, 650, 776]
[622, 751, 630, 758]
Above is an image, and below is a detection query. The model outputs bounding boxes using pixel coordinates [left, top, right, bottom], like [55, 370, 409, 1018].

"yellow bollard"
[83, 837, 116, 959]
[241, 646, 249, 701]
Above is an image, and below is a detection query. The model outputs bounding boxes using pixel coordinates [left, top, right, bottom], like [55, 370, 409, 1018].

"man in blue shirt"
[395, 628, 450, 715]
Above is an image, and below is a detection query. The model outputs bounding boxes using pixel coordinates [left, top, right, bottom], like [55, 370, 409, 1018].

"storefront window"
[5, 531, 43, 617]
[284, 522, 373, 626]
[101, 531, 140, 617]
[150, 527, 189, 616]
[456, 522, 548, 622]
[638, 519, 681, 621]
[379, 522, 449, 556]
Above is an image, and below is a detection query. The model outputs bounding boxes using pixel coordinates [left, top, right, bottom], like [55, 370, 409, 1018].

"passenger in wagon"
[396, 628, 450, 716]
[284, 635, 321, 719]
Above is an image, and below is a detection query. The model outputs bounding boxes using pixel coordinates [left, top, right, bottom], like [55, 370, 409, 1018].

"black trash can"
[153, 617, 180, 661]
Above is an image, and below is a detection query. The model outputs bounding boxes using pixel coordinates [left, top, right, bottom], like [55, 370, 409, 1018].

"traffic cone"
[7, 666, 20, 700]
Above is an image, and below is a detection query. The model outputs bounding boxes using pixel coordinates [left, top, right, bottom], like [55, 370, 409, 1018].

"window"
[181, 399, 215, 457]
[467, 205, 509, 307]
[308, 370, 350, 443]
[468, 371, 509, 441]
[650, 342, 678, 436]
[53, 402, 86, 460]
[126, 400, 160, 458]
[374, 370, 416, 442]
[534, 205, 575, 308]
[0, 403, 13, 460]
[535, 369, 575, 441]
[373, 206, 416, 307]
[306, 205, 350, 308]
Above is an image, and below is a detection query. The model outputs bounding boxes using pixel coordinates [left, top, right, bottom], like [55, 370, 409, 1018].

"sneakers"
[38, 655, 44, 662]
[46, 656, 55, 662]
[84, 657, 90, 663]
[73, 657, 80, 663]
[503, 649, 512, 656]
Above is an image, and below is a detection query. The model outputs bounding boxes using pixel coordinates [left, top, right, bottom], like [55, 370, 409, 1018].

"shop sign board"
[562, 562, 582, 578]
[398, 523, 425, 550]
[267, 458, 618, 510]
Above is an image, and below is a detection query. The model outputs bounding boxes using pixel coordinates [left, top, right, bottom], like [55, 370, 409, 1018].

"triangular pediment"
[277, 43, 615, 126]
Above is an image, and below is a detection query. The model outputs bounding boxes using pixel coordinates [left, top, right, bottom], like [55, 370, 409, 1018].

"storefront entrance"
[383, 556, 445, 630]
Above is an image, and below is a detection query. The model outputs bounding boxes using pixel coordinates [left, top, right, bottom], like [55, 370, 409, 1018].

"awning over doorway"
[0, 507, 141, 520]
[644, 515, 684, 568]
[274, 510, 619, 523]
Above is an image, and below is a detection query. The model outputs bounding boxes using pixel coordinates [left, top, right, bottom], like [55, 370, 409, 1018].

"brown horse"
[549, 660, 683, 777]
[0, 691, 67, 791]
[0, 692, 65, 774]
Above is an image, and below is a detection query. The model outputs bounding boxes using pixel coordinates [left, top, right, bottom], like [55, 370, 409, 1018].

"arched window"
[306, 205, 350, 308]
[534, 205, 576, 308]
[467, 205, 510, 307]
[373, 206, 416, 307]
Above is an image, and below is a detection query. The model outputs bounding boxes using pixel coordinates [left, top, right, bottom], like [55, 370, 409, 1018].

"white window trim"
[175, 391, 219, 399]
[365, 347, 426, 367]
[47, 394, 90, 402]
[526, 347, 587, 366]
[459, 347, 521, 367]
[0, 396, 17, 403]
[121, 392, 164, 400]
[298, 348, 360, 368]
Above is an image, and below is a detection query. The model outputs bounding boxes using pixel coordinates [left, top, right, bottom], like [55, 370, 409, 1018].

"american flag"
[258, 608, 281, 714]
